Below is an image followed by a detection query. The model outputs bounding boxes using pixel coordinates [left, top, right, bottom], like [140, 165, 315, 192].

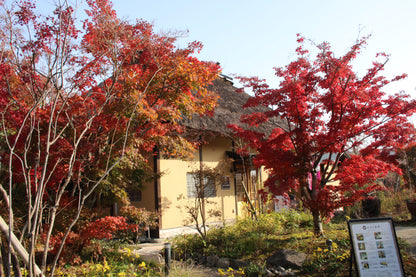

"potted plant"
[406, 196, 416, 221]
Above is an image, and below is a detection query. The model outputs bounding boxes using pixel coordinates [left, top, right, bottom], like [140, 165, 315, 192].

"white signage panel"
[348, 218, 405, 277]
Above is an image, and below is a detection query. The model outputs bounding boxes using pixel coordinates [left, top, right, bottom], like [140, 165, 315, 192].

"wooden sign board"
[348, 217, 405, 277]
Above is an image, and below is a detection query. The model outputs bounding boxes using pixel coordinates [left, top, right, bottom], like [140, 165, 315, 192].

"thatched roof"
[181, 75, 280, 135]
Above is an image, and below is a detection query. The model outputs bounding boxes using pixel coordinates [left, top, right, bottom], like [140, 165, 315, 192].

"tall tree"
[0, 0, 220, 275]
[230, 35, 416, 236]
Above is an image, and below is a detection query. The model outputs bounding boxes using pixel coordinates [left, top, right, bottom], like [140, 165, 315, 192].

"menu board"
[348, 218, 405, 277]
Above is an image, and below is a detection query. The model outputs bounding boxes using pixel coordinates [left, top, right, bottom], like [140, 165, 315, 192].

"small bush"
[120, 205, 159, 242]
[302, 242, 350, 276]
[172, 233, 205, 260]
[46, 216, 131, 265]
[46, 213, 156, 265]
[272, 209, 313, 231]
[243, 263, 267, 277]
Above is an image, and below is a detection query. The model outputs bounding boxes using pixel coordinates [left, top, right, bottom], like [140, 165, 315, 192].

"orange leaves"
[1, 0, 221, 206]
[77, 0, 220, 160]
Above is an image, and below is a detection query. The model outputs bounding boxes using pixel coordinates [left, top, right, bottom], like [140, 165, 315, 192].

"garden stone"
[133, 243, 165, 265]
[266, 265, 298, 276]
[266, 249, 306, 269]
[197, 255, 207, 265]
[138, 253, 163, 265]
[276, 266, 286, 274]
[265, 267, 276, 276]
[218, 257, 230, 268]
[206, 255, 219, 267]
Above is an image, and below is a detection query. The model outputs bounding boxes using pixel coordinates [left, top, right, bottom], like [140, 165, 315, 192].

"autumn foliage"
[230, 35, 416, 235]
[47, 214, 157, 265]
[0, 0, 219, 275]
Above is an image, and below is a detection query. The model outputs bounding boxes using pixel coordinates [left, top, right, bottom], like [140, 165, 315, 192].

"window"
[127, 189, 142, 202]
[187, 173, 216, 198]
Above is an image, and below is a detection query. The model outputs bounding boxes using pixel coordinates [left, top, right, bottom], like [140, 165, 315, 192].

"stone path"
[395, 226, 416, 259]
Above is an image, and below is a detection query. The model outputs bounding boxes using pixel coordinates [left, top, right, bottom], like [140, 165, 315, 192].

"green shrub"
[271, 209, 313, 231]
[172, 233, 205, 260]
[173, 210, 313, 260]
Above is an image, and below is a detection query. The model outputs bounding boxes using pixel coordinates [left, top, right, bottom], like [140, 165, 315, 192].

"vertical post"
[164, 242, 171, 276]
[326, 239, 333, 251]
[113, 202, 118, 216]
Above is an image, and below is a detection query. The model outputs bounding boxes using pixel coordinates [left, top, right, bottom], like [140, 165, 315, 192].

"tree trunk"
[0, 240, 9, 277]
[0, 216, 44, 276]
[312, 210, 324, 237]
[10, 248, 21, 277]
[0, 231, 23, 277]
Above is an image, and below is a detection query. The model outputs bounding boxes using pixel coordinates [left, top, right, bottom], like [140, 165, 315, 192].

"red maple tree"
[0, 0, 219, 275]
[230, 35, 416, 236]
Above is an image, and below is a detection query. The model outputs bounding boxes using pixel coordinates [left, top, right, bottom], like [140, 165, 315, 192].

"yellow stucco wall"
[130, 156, 156, 213]
[159, 136, 238, 230]
[129, 136, 268, 232]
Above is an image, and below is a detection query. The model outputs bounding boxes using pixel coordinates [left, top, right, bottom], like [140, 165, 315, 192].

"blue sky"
[36, 0, 416, 98]
[111, 0, 416, 96]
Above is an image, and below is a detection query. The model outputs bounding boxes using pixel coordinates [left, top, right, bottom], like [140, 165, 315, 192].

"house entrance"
[234, 165, 261, 217]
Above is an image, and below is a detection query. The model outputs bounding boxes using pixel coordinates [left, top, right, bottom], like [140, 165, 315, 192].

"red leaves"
[335, 155, 393, 186]
[231, 35, 416, 218]
[295, 34, 308, 55]
[15, 0, 36, 25]
[47, 216, 134, 265]
[240, 112, 268, 127]
[81, 216, 130, 241]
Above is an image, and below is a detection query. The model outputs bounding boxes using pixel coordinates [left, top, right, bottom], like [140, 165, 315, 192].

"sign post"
[348, 217, 405, 277]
